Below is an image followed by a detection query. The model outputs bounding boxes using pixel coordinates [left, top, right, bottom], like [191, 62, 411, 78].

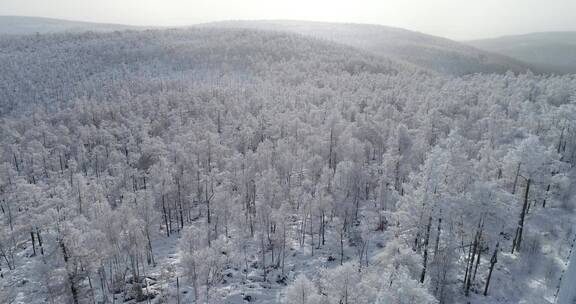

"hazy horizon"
[2, 0, 576, 40]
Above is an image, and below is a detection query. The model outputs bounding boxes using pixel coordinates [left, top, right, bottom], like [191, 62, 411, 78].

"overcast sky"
[2, 0, 576, 40]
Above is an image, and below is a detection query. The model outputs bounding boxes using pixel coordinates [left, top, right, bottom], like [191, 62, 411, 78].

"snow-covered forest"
[1, 27, 576, 304]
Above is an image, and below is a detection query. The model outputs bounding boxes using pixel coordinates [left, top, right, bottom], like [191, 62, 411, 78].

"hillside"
[202, 20, 537, 75]
[0, 27, 575, 304]
[0, 16, 144, 35]
[0, 27, 411, 116]
[468, 32, 576, 74]
[0, 17, 546, 76]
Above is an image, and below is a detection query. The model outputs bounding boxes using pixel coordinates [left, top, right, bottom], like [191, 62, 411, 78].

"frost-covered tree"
[283, 275, 321, 304]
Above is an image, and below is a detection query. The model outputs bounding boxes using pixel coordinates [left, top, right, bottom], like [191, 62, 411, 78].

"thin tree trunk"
[36, 228, 44, 256]
[512, 178, 531, 253]
[162, 194, 170, 237]
[206, 179, 211, 224]
[472, 244, 481, 283]
[512, 163, 521, 194]
[30, 231, 37, 256]
[434, 218, 442, 257]
[281, 222, 286, 276]
[310, 210, 314, 257]
[463, 243, 473, 290]
[340, 227, 345, 265]
[484, 242, 499, 296]
[542, 184, 550, 208]
[177, 178, 184, 229]
[261, 236, 266, 281]
[176, 276, 181, 304]
[420, 216, 432, 283]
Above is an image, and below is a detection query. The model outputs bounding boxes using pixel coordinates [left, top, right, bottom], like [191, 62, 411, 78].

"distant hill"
[0, 17, 553, 76]
[467, 32, 576, 74]
[0, 16, 145, 35]
[201, 20, 537, 75]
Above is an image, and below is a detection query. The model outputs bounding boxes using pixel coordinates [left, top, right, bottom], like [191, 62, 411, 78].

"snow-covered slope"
[202, 20, 538, 75]
[0, 27, 411, 116]
[467, 32, 576, 74]
[0, 16, 145, 35]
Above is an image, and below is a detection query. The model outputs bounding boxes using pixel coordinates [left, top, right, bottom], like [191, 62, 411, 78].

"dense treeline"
[1, 28, 575, 304]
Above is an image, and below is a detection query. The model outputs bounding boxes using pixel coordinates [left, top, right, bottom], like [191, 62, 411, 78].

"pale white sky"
[2, 0, 576, 40]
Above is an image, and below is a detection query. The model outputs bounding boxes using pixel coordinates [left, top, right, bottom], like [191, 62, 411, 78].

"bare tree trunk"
[463, 243, 473, 291]
[511, 163, 521, 195]
[557, 126, 565, 154]
[281, 222, 286, 276]
[420, 216, 432, 283]
[473, 244, 481, 283]
[310, 210, 314, 257]
[146, 230, 155, 265]
[340, 212, 347, 265]
[30, 231, 37, 256]
[37, 228, 44, 256]
[484, 242, 499, 296]
[340, 226, 345, 265]
[321, 211, 326, 246]
[162, 194, 170, 237]
[318, 211, 324, 249]
[542, 184, 550, 208]
[206, 179, 212, 224]
[176, 276, 181, 304]
[261, 236, 267, 281]
[328, 128, 335, 172]
[512, 178, 531, 253]
[13, 153, 20, 173]
[177, 177, 184, 229]
[434, 218, 442, 257]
